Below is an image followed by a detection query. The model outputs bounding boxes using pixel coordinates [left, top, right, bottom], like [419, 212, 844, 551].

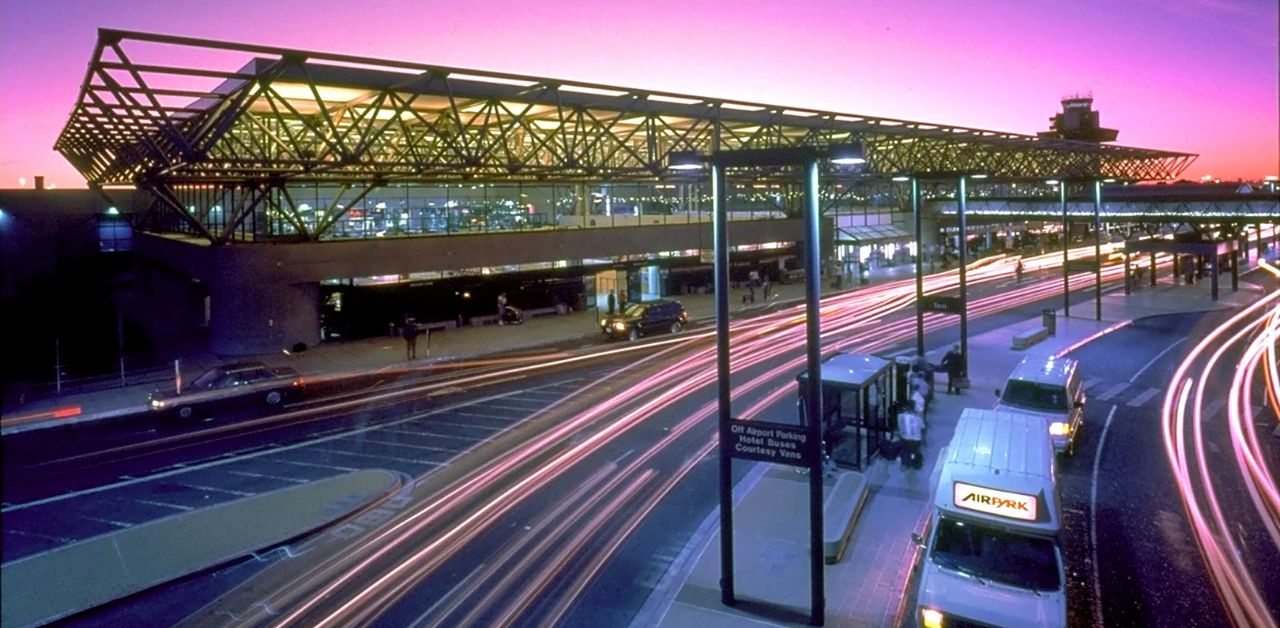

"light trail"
[1161, 286, 1280, 627]
[179, 243, 1157, 626]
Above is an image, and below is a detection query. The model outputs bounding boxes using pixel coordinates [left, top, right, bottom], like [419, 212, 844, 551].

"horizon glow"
[1, 0, 1276, 188]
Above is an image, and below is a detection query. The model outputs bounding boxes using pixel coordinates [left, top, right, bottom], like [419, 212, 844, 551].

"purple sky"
[1, 0, 1275, 188]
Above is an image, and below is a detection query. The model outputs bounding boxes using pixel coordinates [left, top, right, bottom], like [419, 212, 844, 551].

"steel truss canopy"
[57, 29, 1195, 189]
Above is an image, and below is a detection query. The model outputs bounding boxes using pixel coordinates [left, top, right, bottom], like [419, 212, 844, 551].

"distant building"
[1037, 96, 1119, 143]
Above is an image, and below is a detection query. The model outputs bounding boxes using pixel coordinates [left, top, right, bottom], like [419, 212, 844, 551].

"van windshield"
[1002, 380, 1068, 412]
[930, 515, 1061, 591]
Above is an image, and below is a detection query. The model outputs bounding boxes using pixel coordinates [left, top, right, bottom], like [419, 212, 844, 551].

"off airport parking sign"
[727, 419, 818, 467]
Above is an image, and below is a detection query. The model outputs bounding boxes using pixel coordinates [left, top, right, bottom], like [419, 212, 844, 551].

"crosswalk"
[1082, 377, 1165, 409]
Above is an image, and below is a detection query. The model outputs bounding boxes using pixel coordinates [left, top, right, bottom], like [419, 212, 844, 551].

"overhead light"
[892, 175, 911, 182]
[969, 173, 989, 179]
[667, 150, 704, 171]
[1046, 179, 1060, 185]
[1103, 178, 1116, 183]
[828, 142, 866, 165]
[1265, 175, 1278, 182]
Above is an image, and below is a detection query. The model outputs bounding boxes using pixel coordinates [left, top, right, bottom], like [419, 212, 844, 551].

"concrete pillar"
[642, 264, 663, 301]
[575, 183, 588, 225]
[208, 278, 320, 356]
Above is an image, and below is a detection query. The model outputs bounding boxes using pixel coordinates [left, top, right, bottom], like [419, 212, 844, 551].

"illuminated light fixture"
[1046, 179, 1060, 185]
[1103, 178, 1116, 183]
[892, 175, 911, 182]
[828, 142, 866, 165]
[668, 150, 704, 171]
[105, 206, 119, 216]
[1265, 175, 1278, 182]
[969, 173, 989, 179]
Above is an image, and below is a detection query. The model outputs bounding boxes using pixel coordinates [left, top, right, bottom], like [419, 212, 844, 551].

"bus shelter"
[796, 353, 893, 470]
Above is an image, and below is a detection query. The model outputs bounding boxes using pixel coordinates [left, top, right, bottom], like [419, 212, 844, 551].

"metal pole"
[1061, 183, 1070, 317]
[713, 161, 734, 606]
[174, 359, 183, 395]
[1093, 180, 1103, 321]
[117, 307, 126, 387]
[958, 176, 969, 366]
[912, 177, 925, 356]
[55, 337, 62, 395]
[803, 159, 825, 626]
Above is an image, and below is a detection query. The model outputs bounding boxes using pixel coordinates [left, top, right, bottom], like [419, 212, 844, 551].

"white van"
[995, 355, 1085, 456]
[914, 408, 1066, 628]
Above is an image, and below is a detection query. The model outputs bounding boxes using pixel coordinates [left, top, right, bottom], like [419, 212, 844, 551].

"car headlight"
[150, 398, 166, 409]
[1049, 421, 1071, 436]
[613, 321, 626, 331]
[600, 318, 607, 327]
[921, 608, 944, 628]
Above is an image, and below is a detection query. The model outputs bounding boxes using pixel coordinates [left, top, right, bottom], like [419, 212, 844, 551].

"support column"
[1124, 253, 1132, 295]
[912, 177, 925, 357]
[1150, 252, 1157, 286]
[1061, 183, 1070, 317]
[803, 158, 825, 627]
[1231, 244, 1239, 291]
[208, 274, 320, 355]
[958, 176, 969, 363]
[712, 163, 733, 607]
[1092, 181, 1103, 321]
[1211, 255, 1220, 300]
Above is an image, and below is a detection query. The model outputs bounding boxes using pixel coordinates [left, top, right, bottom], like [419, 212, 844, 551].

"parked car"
[149, 361, 303, 419]
[600, 300, 689, 341]
[501, 305, 524, 325]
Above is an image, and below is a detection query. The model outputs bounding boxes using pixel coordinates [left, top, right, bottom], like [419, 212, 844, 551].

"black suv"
[149, 361, 303, 419]
[601, 300, 689, 341]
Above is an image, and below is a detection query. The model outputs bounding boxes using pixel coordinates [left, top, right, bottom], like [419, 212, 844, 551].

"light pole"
[670, 142, 865, 627]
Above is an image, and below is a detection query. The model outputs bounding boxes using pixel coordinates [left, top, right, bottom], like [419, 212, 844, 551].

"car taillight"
[293, 378, 304, 387]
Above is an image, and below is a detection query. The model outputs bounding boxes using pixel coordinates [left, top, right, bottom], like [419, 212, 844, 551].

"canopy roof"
[56, 29, 1196, 187]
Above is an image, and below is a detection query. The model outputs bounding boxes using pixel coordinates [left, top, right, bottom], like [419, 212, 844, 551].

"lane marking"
[1083, 377, 1103, 391]
[135, 499, 194, 512]
[1097, 382, 1129, 401]
[225, 470, 309, 484]
[1089, 404, 1117, 628]
[1129, 337, 1188, 383]
[1126, 387, 1163, 407]
[267, 457, 358, 473]
[1203, 398, 1226, 420]
[177, 483, 254, 498]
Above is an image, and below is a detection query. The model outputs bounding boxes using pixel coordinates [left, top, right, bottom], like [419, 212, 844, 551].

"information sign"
[727, 419, 817, 467]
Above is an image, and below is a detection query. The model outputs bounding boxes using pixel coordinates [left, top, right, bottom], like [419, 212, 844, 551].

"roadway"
[7, 249, 1272, 626]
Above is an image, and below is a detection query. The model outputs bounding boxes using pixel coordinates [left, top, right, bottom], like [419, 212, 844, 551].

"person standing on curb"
[762, 275, 772, 300]
[402, 318, 420, 360]
[607, 290, 616, 315]
[898, 405, 924, 469]
[941, 344, 966, 394]
[497, 293, 508, 325]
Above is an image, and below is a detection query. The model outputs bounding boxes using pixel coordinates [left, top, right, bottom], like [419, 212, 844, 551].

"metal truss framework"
[56, 29, 1196, 243]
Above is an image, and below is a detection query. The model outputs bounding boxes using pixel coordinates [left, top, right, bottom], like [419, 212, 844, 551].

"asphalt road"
[4, 266, 1190, 626]
[1057, 309, 1280, 627]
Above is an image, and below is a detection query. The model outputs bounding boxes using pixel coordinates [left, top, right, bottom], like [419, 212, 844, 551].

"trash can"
[1042, 308, 1056, 336]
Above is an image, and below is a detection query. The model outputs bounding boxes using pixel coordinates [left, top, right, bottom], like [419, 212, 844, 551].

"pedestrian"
[607, 290, 616, 315]
[1015, 259, 1024, 283]
[401, 317, 420, 360]
[898, 405, 925, 469]
[941, 344, 966, 394]
[910, 371, 928, 418]
[619, 291, 628, 309]
[497, 293, 508, 325]
[762, 276, 772, 300]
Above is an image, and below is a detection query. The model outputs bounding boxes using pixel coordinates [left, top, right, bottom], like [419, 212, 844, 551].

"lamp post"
[897, 175, 925, 356]
[669, 142, 864, 627]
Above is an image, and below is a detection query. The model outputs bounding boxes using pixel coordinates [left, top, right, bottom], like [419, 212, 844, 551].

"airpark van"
[914, 408, 1066, 628]
[995, 354, 1085, 456]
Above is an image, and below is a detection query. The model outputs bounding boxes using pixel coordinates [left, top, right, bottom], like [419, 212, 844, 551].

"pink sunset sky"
[1, 0, 1276, 188]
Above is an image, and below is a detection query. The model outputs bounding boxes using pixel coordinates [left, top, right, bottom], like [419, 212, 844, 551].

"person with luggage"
[898, 404, 925, 469]
[941, 344, 966, 394]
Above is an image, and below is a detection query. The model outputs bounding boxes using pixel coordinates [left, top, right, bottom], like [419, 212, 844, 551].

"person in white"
[898, 407, 924, 469]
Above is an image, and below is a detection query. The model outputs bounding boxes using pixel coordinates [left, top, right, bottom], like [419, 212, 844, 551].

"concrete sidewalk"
[651, 276, 1267, 628]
